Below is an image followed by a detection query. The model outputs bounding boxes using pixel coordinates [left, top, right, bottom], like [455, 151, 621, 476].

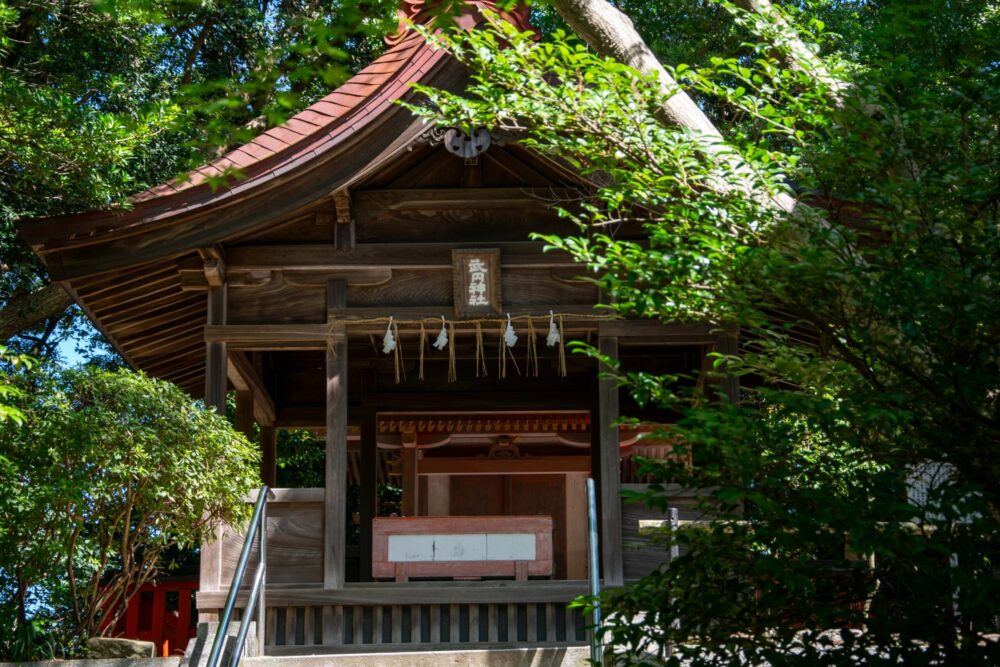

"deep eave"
[19, 29, 459, 281]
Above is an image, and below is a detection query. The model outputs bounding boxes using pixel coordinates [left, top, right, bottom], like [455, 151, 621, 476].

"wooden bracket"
[333, 189, 355, 251]
[197, 245, 226, 287]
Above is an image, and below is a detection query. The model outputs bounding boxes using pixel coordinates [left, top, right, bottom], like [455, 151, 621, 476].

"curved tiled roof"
[20, 27, 453, 256]
[133, 32, 428, 202]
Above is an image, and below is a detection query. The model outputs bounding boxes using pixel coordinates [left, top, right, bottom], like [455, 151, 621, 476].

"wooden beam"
[196, 580, 590, 608]
[204, 286, 227, 414]
[93, 290, 191, 325]
[78, 265, 179, 300]
[597, 320, 719, 341]
[418, 456, 591, 476]
[227, 351, 276, 426]
[107, 299, 205, 336]
[325, 279, 348, 589]
[204, 324, 332, 350]
[225, 242, 576, 271]
[597, 335, 624, 586]
[198, 245, 226, 287]
[333, 188, 354, 252]
[354, 187, 582, 210]
[86, 275, 181, 312]
[329, 305, 603, 325]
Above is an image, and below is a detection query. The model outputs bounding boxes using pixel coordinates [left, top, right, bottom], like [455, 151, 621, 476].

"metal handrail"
[205, 485, 269, 667]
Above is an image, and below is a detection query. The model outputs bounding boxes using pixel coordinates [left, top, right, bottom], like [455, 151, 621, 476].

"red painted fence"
[107, 579, 199, 656]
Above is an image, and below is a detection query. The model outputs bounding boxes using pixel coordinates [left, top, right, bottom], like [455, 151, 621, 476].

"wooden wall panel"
[228, 283, 326, 324]
[510, 475, 568, 581]
[346, 269, 451, 307]
[502, 269, 596, 307]
[219, 501, 325, 586]
[356, 211, 570, 244]
[620, 484, 706, 581]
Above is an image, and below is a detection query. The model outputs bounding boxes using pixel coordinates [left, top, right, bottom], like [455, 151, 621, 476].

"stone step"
[242, 647, 589, 667]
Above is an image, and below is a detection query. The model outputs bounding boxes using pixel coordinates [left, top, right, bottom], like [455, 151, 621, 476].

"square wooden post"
[401, 428, 418, 517]
[598, 335, 624, 586]
[259, 426, 277, 487]
[359, 412, 377, 582]
[204, 285, 227, 413]
[200, 285, 227, 595]
[325, 280, 348, 589]
[235, 390, 254, 441]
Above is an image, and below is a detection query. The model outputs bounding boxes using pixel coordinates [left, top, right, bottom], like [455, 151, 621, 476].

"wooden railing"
[196, 581, 590, 654]
[261, 601, 586, 653]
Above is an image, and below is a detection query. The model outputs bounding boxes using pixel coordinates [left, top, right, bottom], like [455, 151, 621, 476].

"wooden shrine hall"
[19, 0, 734, 654]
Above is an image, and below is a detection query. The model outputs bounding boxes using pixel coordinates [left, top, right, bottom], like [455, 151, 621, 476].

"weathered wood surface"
[418, 456, 590, 476]
[218, 496, 325, 586]
[198, 580, 588, 607]
[224, 242, 576, 271]
[244, 601, 587, 652]
[227, 351, 275, 426]
[325, 280, 348, 589]
[620, 484, 710, 580]
[597, 336, 624, 586]
[204, 286, 227, 413]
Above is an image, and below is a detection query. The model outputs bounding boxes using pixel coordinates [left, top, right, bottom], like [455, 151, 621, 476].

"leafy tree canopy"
[0, 364, 259, 660]
[0, 0, 396, 358]
[414, 0, 1000, 662]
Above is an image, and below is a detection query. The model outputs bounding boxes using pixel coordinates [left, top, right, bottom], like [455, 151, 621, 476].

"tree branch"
[548, 0, 798, 214]
[0, 282, 73, 342]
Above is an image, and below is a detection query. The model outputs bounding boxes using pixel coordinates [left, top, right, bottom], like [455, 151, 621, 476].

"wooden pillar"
[325, 279, 348, 589]
[565, 472, 589, 580]
[235, 390, 254, 441]
[259, 426, 277, 487]
[200, 284, 227, 597]
[359, 413, 377, 582]
[597, 335, 624, 586]
[204, 285, 227, 413]
[401, 428, 418, 517]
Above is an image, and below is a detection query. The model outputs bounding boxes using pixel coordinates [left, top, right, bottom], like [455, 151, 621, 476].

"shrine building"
[19, 0, 735, 654]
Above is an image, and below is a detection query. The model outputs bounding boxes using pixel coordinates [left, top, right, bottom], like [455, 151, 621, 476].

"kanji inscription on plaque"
[452, 249, 502, 316]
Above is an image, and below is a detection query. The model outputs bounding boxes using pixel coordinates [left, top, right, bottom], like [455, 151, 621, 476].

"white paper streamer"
[382, 316, 396, 353]
[432, 316, 449, 350]
[504, 313, 518, 347]
[546, 310, 561, 347]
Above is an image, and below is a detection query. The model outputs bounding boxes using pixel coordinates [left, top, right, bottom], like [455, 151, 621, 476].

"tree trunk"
[0, 283, 74, 342]
[548, 0, 799, 215]
[734, 0, 851, 107]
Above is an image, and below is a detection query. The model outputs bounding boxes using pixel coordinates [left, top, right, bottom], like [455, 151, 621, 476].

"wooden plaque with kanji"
[452, 249, 502, 317]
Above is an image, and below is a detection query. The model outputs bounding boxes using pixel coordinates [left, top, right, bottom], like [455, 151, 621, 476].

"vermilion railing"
[108, 579, 199, 656]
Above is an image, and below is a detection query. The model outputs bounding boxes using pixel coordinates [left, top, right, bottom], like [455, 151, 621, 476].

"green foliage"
[415, 1, 999, 663]
[0, 0, 396, 358]
[0, 364, 258, 659]
[0, 345, 31, 424]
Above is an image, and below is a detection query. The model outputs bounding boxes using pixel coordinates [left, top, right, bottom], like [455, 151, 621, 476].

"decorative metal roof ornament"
[443, 126, 491, 159]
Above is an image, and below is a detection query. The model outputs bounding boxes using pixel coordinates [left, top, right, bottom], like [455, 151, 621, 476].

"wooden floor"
[198, 581, 592, 654]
